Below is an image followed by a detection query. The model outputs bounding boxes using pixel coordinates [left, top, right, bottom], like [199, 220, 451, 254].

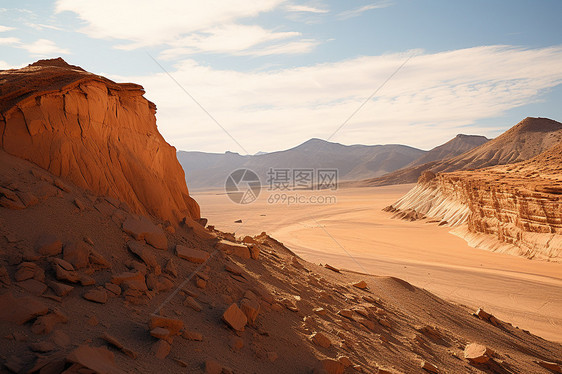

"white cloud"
[26, 23, 64, 31]
[240, 39, 320, 56]
[0, 60, 21, 69]
[56, 0, 320, 57]
[56, 0, 284, 47]
[0, 25, 14, 32]
[0, 37, 20, 45]
[338, 1, 393, 20]
[113, 45, 562, 154]
[20, 39, 70, 56]
[157, 24, 301, 58]
[286, 4, 328, 13]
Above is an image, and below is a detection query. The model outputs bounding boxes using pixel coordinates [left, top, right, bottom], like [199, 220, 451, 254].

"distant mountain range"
[350, 117, 562, 187]
[178, 134, 486, 189]
[178, 139, 425, 189]
[178, 117, 562, 190]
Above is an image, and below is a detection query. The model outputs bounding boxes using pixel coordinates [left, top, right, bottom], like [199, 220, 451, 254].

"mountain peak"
[512, 117, 562, 133]
[28, 57, 85, 71]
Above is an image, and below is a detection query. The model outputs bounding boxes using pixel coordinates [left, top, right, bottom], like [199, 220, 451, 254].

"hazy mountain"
[178, 138, 425, 189]
[406, 134, 489, 167]
[349, 117, 562, 187]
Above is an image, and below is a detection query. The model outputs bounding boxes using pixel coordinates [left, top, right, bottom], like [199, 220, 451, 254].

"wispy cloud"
[338, 1, 393, 20]
[26, 23, 64, 31]
[0, 37, 20, 45]
[56, 0, 320, 58]
[0, 25, 14, 32]
[20, 39, 70, 56]
[286, 4, 328, 13]
[114, 45, 562, 153]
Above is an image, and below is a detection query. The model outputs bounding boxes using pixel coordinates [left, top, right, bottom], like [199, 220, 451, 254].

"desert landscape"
[1, 1, 562, 373]
[0, 59, 560, 374]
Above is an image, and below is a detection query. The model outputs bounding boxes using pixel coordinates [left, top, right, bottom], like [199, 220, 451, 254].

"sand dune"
[195, 185, 562, 343]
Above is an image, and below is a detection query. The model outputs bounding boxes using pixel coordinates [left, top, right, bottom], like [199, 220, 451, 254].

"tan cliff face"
[0, 58, 200, 224]
[387, 140, 562, 260]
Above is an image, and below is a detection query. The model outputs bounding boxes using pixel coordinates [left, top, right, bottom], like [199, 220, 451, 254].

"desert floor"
[192, 184, 562, 343]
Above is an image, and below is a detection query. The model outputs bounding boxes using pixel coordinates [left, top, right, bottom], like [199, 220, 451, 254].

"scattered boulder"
[0, 292, 49, 324]
[52, 258, 80, 283]
[150, 327, 171, 340]
[15, 262, 44, 282]
[149, 315, 184, 336]
[127, 240, 158, 268]
[248, 244, 260, 260]
[222, 303, 247, 332]
[35, 234, 62, 256]
[66, 345, 126, 374]
[324, 264, 340, 273]
[31, 310, 68, 334]
[63, 241, 91, 269]
[338, 356, 352, 368]
[152, 340, 172, 360]
[122, 216, 167, 250]
[18, 279, 47, 295]
[183, 296, 203, 312]
[105, 282, 122, 296]
[216, 240, 251, 259]
[338, 309, 354, 320]
[111, 271, 147, 291]
[29, 341, 56, 353]
[353, 280, 368, 290]
[313, 307, 327, 316]
[311, 332, 332, 348]
[101, 332, 138, 359]
[164, 258, 178, 277]
[464, 343, 494, 364]
[242, 236, 256, 244]
[83, 288, 109, 304]
[474, 308, 500, 326]
[421, 361, 439, 373]
[240, 297, 260, 325]
[205, 360, 227, 374]
[183, 330, 203, 341]
[534, 360, 562, 373]
[315, 359, 344, 374]
[176, 245, 210, 264]
[225, 262, 245, 276]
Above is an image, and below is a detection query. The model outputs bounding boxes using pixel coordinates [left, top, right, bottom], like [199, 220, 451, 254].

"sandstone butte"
[0, 58, 199, 224]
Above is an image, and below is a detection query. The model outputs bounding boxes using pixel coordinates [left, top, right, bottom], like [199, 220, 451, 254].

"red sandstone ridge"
[0, 58, 199, 224]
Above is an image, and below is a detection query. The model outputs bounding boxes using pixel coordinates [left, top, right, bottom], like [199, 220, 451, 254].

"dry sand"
[194, 184, 562, 343]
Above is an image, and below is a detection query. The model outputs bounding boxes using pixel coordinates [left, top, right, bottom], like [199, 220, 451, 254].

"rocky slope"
[351, 117, 562, 187]
[405, 134, 489, 168]
[1, 149, 562, 373]
[1, 60, 561, 374]
[386, 141, 562, 261]
[0, 58, 199, 224]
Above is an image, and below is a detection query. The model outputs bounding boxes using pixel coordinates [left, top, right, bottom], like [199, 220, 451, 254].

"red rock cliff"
[0, 58, 200, 223]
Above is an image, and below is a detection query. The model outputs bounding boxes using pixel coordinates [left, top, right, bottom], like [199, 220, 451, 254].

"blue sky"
[1, 0, 562, 153]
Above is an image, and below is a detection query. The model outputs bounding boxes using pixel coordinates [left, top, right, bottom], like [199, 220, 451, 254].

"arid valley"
[2, 1, 562, 373]
[194, 185, 562, 344]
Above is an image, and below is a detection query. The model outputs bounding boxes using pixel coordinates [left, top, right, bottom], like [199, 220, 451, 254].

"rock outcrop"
[386, 141, 562, 260]
[352, 117, 562, 187]
[0, 58, 199, 223]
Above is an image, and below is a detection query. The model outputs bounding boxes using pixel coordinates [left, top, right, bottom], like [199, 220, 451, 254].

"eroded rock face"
[0, 58, 199, 224]
[386, 142, 562, 260]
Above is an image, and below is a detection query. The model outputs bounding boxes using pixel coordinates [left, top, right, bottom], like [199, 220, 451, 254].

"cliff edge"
[0, 58, 199, 223]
